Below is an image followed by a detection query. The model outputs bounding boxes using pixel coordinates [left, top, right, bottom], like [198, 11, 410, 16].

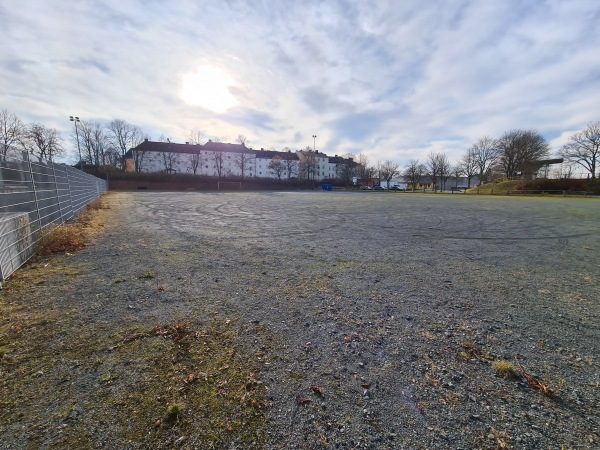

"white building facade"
[125, 140, 354, 181]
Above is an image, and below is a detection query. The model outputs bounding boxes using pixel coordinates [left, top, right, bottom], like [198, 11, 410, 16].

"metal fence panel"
[0, 150, 107, 280]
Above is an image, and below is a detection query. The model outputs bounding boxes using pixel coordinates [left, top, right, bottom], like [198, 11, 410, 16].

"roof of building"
[298, 149, 329, 159]
[254, 149, 299, 160]
[203, 141, 248, 154]
[126, 139, 301, 160]
[126, 140, 354, 165]
[131, 140, 202, 155]
[328, 156, 356, 165]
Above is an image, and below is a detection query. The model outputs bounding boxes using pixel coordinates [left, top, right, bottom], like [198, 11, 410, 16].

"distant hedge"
[517, 178, 600, 194]
[95, 169, 351, 190]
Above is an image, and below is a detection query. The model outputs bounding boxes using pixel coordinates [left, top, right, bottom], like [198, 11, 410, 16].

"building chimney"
[144, 138, 148, 142]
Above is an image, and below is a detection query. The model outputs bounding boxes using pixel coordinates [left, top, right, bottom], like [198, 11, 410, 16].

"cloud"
[1, 0, 599, 166]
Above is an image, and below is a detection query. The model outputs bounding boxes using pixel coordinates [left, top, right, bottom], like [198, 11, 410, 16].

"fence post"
[64, 166, 74, 220]
[25, 153, 42, 233]
[562, 190, 566, 197]
[491, 188, 494, 195]
[50, 161, 64, 224]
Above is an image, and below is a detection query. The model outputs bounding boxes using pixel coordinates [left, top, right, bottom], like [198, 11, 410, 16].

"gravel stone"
[1, 191, 599, 449]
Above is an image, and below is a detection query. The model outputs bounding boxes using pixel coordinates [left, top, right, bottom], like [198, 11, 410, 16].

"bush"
[518, 178, 597, 193]
[37, 224, 87, 256]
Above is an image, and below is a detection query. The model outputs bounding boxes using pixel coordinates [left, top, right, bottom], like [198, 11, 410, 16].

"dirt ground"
[1, 191, 599, 449]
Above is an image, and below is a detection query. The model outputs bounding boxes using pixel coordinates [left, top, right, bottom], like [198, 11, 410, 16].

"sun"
[180, 65, 239, 113]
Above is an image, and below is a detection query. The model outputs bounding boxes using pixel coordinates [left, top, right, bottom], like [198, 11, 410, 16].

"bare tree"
[559, 121, 600, 180]
[403, 159, 425, 191]
[459, 147, 478, 188]
[106, 119, 144, 169]
[281, 148, 297, 179]
[161, 151, 180, 173]
[236, 134, 250, 146]
[336, 155, 358, 186]
[299, 147, 318, 180]
[268, 155, 285, 179]
[497, 129, 549, 179]
[184, 130, 206, 175]
[21, 123, 64, 162]
[104, 147, 122, 168]
[471, 136, 499, 184]
[378, 160, 400, 188]
[451, 164, 464, 189]
[356, 153, 376, 181]
[208, 151, 225, 177]
[132, 135, 150, 173]
[157, 137, 180, 173]
[233, 151, 253, 179]
[79, 121, 109, 168]
[186, 151, 201, 175]
[0, 109, 26, 160]
[437, 153, 451, 191]
[427, 152, 441, 192]
[187, 130, 206, 146]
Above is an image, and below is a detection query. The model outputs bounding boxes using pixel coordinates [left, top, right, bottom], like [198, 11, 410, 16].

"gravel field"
[1, 190, 599, 449]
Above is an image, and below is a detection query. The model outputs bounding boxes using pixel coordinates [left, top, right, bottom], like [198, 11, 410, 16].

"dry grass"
[97, 320, 269, 446]
[493, 360, 518, 379]
[466, 180, 524, 195]
[35, 196, 110, 257]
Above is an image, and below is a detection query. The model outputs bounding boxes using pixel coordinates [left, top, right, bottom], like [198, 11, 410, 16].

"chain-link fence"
[0, 150, 107, 280]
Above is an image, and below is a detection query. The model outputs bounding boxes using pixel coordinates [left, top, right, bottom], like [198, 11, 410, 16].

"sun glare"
[180, 65, 238, 113]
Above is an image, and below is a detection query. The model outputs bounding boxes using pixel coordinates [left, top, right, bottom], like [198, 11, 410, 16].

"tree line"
[2, 108, 598, 182]
[0, 109, 149, 169]
[345, 124, 599, 190]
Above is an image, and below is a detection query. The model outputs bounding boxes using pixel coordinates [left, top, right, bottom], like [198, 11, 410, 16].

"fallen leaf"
[186, 373, 198, 383]
[311, 385, 324, 396]
[296, 396, 311, 405]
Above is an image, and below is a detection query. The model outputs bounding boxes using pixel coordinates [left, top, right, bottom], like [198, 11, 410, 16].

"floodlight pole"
[69, 116, 82, 167]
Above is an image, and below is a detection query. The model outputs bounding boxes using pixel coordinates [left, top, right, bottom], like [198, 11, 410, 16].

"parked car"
[390, 186, 406, 191]
[373, 186, 385, 191]
[359, 186, 372, 190]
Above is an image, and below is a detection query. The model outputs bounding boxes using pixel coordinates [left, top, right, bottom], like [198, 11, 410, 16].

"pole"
[70, 116, 82, 167]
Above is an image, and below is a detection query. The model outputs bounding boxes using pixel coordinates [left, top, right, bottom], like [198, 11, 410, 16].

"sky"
[1, 0, 599, 166]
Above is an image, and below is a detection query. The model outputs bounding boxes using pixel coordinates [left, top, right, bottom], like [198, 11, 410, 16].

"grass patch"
[0, 315, 270, 448]
[35, 195, 111, 257]
[106, 320, 269, 446]
[37, 223, 88, 256]
[466, 180, 523, 195]
[492, 360, 518, 379]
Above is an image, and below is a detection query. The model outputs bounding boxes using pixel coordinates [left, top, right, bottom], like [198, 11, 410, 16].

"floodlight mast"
[69, 116, 82, 166]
